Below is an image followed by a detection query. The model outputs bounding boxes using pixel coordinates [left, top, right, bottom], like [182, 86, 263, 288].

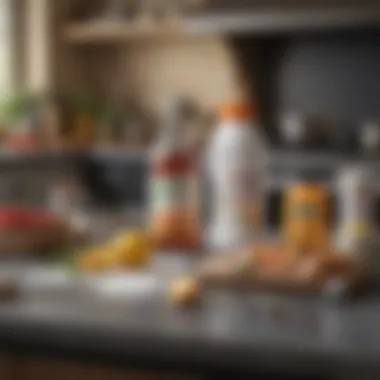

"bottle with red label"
[148, 97, 200, 251]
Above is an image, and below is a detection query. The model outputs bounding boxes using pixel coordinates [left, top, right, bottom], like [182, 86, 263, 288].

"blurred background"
[0, 0, 380, 379]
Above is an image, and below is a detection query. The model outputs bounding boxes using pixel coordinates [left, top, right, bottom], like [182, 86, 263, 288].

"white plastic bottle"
[207, 101, 267, 252]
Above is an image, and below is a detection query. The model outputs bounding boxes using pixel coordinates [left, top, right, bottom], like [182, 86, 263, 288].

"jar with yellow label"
[283, 178, 330, 255]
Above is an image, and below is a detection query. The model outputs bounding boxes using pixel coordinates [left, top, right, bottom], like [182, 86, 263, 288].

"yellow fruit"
[77, 230, 153, 272]
[169, 276, 200, 306]
[109, 230, 153, 269]
[77, 249, 108, 272]
[99, 247, 121, 268]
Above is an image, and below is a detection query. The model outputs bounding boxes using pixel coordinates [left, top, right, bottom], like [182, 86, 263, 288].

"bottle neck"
[162, 115, 184, 145]
[221, 117, 254, 125]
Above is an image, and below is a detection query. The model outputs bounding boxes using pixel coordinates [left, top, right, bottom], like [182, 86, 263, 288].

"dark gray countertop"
[0, 262, 379, 378]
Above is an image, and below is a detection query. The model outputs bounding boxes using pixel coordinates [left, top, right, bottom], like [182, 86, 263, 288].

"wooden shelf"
[63, 20, 209, 44]
[0, 150, 82, 171]
[63, 5, 380, 44]
[186, 7, 380, 36]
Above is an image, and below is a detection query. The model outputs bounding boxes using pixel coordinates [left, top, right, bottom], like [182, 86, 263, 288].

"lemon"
[169, 276, 200, 306]
[77, 230, 153, 272]
[109, 230, 153, 269]
[77, 248, 108, 272]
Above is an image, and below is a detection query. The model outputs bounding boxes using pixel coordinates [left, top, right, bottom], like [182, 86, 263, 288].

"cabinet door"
[16, 357, 198, 380]
[0, 352, 13, 380]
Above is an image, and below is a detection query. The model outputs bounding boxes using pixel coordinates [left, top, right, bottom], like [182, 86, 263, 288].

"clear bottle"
[148, 97, 201, 252]
[206, 101, 267, 252]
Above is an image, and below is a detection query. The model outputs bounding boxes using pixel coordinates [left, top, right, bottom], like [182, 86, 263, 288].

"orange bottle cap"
[219, 102, 256, 121]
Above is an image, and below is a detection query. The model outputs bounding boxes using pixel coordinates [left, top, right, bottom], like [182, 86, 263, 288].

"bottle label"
[291, 202, 318, 219]
[150, 175, 196, 210]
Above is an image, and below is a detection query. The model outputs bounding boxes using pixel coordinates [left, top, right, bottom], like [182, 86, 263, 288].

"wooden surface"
[0, 353, 14, 380]
[63, 21, 201, 43]
[14, 356, 198, 380]
[63, 4, 380, 45]
[198, 242, 364, 296]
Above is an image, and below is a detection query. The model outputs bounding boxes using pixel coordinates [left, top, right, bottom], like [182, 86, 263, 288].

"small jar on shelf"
[35, 93, 64, 151]
[137, 0, 205, 25]
[118, 100, 155, 148]
[68, 91, 98, 149]
[95, 103, 119, 147]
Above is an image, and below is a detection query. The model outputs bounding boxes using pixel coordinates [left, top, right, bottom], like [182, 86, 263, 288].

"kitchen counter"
[0, 262, 379, 379]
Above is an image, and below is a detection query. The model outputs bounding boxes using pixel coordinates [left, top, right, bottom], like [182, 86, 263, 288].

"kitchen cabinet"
[15, 356, 198, 380]
[0, 353, 14, 380]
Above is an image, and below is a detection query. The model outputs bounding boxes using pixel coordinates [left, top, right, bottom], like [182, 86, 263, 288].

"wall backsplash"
[276, 31, 380, 132]
[79, 37, 248, 115]
[125, 38, 246, 112]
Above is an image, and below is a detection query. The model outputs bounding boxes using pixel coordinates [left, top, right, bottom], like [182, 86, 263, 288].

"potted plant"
[0, 91, 38, 125]
[0, 91, 38, 151]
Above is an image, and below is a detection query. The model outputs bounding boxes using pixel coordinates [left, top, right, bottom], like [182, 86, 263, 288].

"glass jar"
[283, 175, 330, 255]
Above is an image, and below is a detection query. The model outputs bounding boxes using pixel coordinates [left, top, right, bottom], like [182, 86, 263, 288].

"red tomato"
[27, 211, 57, 228]
[0, 206, 29, 227]
[0, 205, 58, 229]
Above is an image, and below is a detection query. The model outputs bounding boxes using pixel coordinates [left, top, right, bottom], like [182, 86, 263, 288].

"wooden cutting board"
[196, 242, 368, 296]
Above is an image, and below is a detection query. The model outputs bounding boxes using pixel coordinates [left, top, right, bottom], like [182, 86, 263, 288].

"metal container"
[360, 121, 380, 154]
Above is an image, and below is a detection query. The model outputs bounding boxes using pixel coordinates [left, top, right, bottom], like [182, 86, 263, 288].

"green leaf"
[0, 91, 38, 124]
[47, 248, 80, 272]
